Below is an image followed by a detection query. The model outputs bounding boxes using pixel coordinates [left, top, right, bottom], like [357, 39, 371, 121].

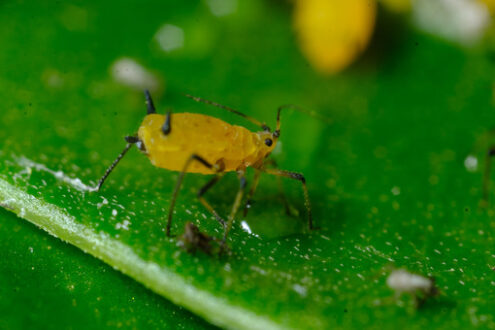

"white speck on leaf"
[292, 284, 307, 297]
[111, 57, 161, 91]
[387, 269, 434, 293]
[155, 24, 184, 52]
[413, 0, 490, 46]
[464, 155, 479, 172]
[206, 0, 237, 17]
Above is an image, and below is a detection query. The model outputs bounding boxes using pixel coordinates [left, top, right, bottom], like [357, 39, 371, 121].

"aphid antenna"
[183, 93, 271, 131]
[274, 104, 332, 137]
[144, 89, 156, 114]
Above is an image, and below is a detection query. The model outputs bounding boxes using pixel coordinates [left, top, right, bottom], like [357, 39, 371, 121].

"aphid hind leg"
[262, 168, 313, 230]
[263, 159, 298, 217]
[166, 154, 223, 236]
[198, 173, 227, 227]
[94, 135, 139, 191]
[242, 168, 295, 217]
[223, 171, 247, 242]
[482, 146, 495, 206]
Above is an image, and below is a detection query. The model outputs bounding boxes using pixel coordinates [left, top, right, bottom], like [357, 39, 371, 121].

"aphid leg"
[94, 136, 139, 191]
[261, 168, 313, 230]
[198, 173, 227, 227]
[262, 159, 297, 217]
[223, 171, 247, 242]
[166, 154, 223, 236]
[243, 169, 261, 216]
[482, 146, 495, 205]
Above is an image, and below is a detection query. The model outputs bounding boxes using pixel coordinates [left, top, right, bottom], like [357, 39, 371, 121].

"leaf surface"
[1, 1, 494, 328]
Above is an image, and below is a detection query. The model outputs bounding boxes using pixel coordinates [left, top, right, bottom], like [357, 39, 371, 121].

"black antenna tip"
[145, 90, 156, 114]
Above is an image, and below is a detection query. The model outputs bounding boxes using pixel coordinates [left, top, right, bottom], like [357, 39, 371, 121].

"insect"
[94, 91, 313, 243]
[387, 269, 439, 307]
[177, 222, 222, 255]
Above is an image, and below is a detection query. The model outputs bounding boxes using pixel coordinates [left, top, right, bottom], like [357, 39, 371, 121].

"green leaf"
[1, 1, 495, 329]
[0, 208, 214, 329]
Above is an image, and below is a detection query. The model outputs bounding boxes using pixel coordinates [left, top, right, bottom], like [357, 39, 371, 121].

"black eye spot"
[265, 138, 273, 147]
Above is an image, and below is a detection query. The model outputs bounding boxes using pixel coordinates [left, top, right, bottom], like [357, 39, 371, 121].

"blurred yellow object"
[479, 0, 495, 13]
[380, 0, 411, 13]
[294, 0, 376, 74]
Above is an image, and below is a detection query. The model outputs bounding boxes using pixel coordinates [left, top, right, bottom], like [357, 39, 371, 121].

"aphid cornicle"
[94, 90, 313, 243]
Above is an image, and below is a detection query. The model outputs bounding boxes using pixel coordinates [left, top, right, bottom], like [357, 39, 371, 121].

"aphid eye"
[264, 138, 273, 147]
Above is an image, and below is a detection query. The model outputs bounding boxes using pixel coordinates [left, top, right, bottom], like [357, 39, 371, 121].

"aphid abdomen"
[138, 113, 259, 173]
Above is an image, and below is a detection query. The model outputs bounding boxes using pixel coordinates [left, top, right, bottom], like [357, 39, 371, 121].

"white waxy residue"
[96, 196, 109, 209]
[111, 57, 160, 91]
[116, 220, 131, 230]
[387, 269, 433, 294]
[240, 220, 259, 237]
[206, 0, 237, 17]
[413, 0, 490, 46]
[292, 284, 308, 297]
[154, 24, 184, 52]
[464, 155, 478, 172]
[15, 156, 95, 192]
[240, 220, 252, 234]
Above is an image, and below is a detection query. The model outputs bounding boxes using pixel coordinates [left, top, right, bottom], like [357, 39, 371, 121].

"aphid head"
[258, 130, 277, 155]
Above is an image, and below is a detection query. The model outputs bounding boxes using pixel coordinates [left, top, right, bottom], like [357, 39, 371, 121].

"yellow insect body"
[95, 91, 313, 242]
[138, 113, 275, 174]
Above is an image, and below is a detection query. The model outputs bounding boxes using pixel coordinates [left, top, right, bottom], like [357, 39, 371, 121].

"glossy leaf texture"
[0, 208, 215, 329]
[1, 1, 494, 329]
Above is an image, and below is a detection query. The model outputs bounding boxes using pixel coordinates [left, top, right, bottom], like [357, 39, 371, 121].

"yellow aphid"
[139, 113, 275, 174]
[94, 91, 313, 245]
[294, 0, 377, 74]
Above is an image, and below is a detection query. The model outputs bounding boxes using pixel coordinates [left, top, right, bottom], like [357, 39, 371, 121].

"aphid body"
[95, 91, 312, 244]
[139, 113, 275, 173]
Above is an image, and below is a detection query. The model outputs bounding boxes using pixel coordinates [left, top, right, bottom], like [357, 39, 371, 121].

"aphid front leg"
[262, 168, 313, 230]
[167, 154, 224, 236]
[197, 173, 227, 228]
[223, 171, 247, 242]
